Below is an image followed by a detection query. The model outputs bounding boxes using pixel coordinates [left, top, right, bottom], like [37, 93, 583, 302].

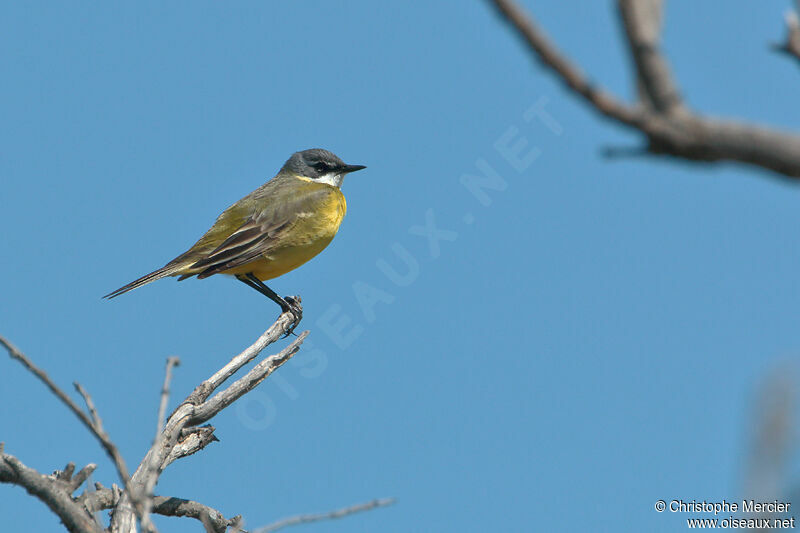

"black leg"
[236, 274, 302, 335]
[236, 274, 290, 310]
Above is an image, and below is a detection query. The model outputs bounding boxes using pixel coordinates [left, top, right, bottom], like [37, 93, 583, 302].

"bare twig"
[0, 335, 134, 489]
[253, 498, 396, 533]
[53, 462, 98, 494]
[0, 452, 104, 533]
[151, 495, 237, 533]
[486, 0, 800, 179]
[485, 0, 641, 127]
[616, 0, 682, 113]
[2, 306, 360, 533]
[163, 426, 218, 468]
[157, 357, 181, 435]
[110, 309, 306, 533]
[600, 145, 651, 159]
[72, 382, 153, 531]
[138, 356, 182, 531]
[55, 462, 76, 481]
[50, 461, 97, 496]
[229, 516, 244, 533]
[774, 5, 800, 64]
[743, 368, 796, 504]
[184, 311, 301, 407]
[1, 337, 102, 453]
[84, 488, 238, 533]
[190, 332, 307, 425]
[70, 464, 97, 493]
[73, 383, 133, 484]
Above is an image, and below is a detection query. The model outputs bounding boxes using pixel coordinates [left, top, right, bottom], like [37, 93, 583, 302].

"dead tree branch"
[774, 2, 800, 64]
[156, 357, 181, 436]
[0, 336, 133, 485]
[1, 450, 241, 533]
[4, 306, 368, 533]
[0, 334, 142, 522]
[743, 367, 796, 504]
[0, 452, 104, 533]
[486, 0, 800, 179]
[72, 383, 135, 493]
[139, 356, 181, 531]
[616, 0, 682, 113]
[3, 303, 392, 533]
[109, 311, 308, 533]
[253, 498, 397, 533]
[80, 487, 239, 533]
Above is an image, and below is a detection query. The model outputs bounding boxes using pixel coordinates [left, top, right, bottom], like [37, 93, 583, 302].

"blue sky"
[2, 2, 800, 532]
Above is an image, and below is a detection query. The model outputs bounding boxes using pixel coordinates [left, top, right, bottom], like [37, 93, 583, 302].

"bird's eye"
[313, 162, 328, 173]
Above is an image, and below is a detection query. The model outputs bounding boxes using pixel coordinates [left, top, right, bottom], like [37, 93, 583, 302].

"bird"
[104, 148, 366, 332]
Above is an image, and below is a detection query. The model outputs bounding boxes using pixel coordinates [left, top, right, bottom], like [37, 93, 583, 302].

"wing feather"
[188, 183, 330, 279]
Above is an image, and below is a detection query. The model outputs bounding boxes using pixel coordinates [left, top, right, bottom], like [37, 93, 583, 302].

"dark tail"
[103, 264, 183, 299]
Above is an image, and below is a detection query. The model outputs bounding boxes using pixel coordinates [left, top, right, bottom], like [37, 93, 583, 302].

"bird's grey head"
[281, 148, 366, 187]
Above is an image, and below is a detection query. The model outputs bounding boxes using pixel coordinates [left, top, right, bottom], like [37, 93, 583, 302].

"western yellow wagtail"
[105, 148, 366, 332]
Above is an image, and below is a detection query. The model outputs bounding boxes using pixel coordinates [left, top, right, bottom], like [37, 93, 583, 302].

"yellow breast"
[242, 184, 346, 281]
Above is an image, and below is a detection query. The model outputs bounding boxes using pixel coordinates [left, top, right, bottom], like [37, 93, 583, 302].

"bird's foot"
[282, 295, 303, 337]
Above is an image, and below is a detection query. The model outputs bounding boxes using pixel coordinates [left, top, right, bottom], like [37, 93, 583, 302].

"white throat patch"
[316, 171, 345, 187]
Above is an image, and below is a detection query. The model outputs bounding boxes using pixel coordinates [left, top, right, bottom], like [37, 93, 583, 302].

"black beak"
[342, 164, 367, 174]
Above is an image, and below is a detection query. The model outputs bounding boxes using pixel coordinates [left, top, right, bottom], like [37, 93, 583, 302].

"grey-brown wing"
[188, 184, 329, 279]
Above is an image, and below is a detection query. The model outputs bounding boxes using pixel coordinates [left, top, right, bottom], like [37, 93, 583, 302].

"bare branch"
[189, 332, 308, 425]
[5, 307, 315, 533]
[53, 462, 97, 493]
[616, 0, 683, 113]
[184, 310, 301, 407]
[153, 496, 238, 533]
[0, 335, 134, 488]
[70, 464, 97, 493]
[73, 383, 134, 485]
[85, 488, 239, 533]
[156, 357, 181, 435]
[486, 0, 800, 179]
[139, 356, 182, 531]
[743, 368, 796, 502]
[49, 461, 98, 496]
[110, 309, 306, 533]
[485, 0, 641, 126]
[253, 498, 396, 533]
[74, 383, 155, 532]
[774, 6, 800, 64]
[163, 426, 218, 468]
[55, 462, 76, 482]
[1, 452, 104, 533]
[600, 144, 651, 159]
[1, 334, 163, 531]
[0, 337, 103, 456]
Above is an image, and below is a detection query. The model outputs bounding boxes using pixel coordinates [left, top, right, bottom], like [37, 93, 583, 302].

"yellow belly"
[222, 187, 346, 281]
[224, 236, 335, 280]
